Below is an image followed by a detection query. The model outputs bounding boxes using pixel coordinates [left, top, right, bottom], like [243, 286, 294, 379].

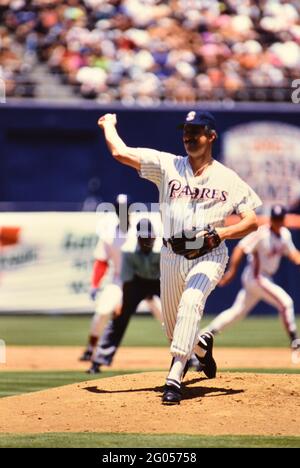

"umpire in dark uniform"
[87, 218, 161, 373]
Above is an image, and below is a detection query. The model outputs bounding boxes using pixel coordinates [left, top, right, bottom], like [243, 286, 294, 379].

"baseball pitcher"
[97, 110, 261, 404]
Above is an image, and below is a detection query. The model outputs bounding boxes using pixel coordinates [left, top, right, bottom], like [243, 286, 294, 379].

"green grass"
[0, 433, 299, 448]
[0, 316, 167, 347]
[0, 315, 299, 347]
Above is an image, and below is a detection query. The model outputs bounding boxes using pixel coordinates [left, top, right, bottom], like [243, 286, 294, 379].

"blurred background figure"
[81, 177, 103, 212]
[205, 205, 300, 363]
[80, 200, 163, 364]
[79, 193, 131, 361]
[87, 217, 162, 374]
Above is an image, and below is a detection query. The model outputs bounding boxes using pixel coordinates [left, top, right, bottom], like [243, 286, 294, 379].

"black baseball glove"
[169, 227, 221, 260]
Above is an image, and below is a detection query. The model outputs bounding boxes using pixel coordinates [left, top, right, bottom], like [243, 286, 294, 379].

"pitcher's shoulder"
[212, 160, 241, 181]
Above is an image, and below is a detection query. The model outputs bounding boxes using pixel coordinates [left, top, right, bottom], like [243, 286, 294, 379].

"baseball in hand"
[97, 113, 117, 128]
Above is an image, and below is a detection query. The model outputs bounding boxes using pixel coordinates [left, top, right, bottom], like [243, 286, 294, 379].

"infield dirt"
[1, 346, 299, 371]
[0, 372, 299, 436]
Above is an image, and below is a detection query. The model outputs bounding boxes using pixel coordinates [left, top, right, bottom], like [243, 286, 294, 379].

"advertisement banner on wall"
[0, 211, 162, 314]
[0, 212, 99, 313]
[222, 122, 300, 214]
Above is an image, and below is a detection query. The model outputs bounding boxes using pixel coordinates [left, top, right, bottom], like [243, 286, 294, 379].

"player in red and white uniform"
[79, 194, 130, 361]
[206, 205, 300, 363]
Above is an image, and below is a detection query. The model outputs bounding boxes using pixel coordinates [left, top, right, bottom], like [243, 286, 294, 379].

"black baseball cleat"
[162, 383, 182, 405]
[79, 349, 93, 362]
[196, 332, 217, 379]
[86, 362, 101, 374]
[195, 362, 205, 372]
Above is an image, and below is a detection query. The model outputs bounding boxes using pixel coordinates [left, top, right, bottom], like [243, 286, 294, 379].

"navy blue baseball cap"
[179, 110, 217, 130]
[270, 205, 286, 219]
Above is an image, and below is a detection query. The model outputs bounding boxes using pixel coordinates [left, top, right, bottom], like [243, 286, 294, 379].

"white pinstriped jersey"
[239, 225, 297, 276]
[139, 149, 262, 241]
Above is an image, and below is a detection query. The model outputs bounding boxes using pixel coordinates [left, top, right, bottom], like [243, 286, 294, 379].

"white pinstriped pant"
[160, 244, 228, 359]
[208, 266, 297, 335]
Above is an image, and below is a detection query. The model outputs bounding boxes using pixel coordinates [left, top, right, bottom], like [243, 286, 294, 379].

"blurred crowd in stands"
[0, 0, 300, 103]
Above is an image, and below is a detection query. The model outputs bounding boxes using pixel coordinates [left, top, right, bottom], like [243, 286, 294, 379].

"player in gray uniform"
[87, 218, 161, 374]
[97, 110, 261, 404]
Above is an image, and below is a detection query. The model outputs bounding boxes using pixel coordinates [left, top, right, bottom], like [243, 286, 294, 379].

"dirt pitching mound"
[0, 372, 299, 436]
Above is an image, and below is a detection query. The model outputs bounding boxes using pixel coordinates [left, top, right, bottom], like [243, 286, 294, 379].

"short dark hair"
[204, 125, 218, 140]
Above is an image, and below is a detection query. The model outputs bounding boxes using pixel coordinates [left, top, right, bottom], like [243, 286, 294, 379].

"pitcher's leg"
[160, 246, 185, 343]
[165, 256, 227, 393]
[171, 256, 227, 360]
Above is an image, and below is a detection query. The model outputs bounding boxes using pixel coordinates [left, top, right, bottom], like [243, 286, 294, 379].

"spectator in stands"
[0, 0, 299, 103]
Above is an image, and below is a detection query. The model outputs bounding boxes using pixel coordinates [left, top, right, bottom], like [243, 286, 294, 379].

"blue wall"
[0, 101, 299, 320]
[1, 101, 300, 206]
